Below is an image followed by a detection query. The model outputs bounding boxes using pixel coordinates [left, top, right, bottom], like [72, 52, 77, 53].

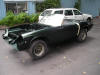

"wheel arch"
[87, 17, 92, 20]
[78, 22, 88, 34]
[30, 36, 49, 47]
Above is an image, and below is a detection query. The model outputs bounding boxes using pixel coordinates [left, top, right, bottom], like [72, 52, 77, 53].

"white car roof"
[46, 8, 77, 11]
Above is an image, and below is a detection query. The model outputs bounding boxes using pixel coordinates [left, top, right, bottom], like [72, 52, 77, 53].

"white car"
[39, 8, 93, 25]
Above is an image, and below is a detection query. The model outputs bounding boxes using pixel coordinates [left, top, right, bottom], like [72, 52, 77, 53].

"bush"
[30, 13, 40, 23]
[14, 13, 30, 24]
[0, 14, 15, 26]
[6, 11, 14, 16]
[0, 11, 40, 26]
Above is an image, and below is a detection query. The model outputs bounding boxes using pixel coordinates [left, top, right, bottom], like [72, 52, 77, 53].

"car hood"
[4, 23, 49, 39]
[83, 13, 92, 18]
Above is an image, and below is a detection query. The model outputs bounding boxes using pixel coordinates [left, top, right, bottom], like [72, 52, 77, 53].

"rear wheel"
[29, 40, 48, 60]
[87, 18, 92, 25]
[77, 29, 87, 42]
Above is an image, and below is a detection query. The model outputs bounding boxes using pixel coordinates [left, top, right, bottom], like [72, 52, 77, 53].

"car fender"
[83, 14, 93, 21]
[75, 23, 80, 36]
[30, 36, 49, 46]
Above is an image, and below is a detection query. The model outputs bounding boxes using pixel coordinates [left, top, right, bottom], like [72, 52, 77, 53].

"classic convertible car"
[2, 14, 93, 60]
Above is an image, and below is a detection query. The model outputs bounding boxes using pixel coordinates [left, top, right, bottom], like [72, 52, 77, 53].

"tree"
[74, 0, 81, 10]
[36, 0, 61, 12]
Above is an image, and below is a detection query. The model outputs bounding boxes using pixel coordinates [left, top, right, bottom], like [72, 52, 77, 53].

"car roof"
[46, 8, 77, 11]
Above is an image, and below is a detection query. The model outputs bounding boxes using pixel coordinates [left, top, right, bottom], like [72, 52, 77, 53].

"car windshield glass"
[39, 14, 64, 27]
[41, 10, 52, 16]
[73, 10, 81, 15]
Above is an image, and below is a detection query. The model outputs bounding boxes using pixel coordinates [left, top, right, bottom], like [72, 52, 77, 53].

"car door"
[45, 26, 66, 44]
[48, 23, 78, 43]
[60, 19, 78, 39]
[64, 10, 74, 21]
[73, 10, 84, 21]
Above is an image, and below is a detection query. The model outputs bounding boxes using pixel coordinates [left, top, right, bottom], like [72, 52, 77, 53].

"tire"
[77, 29, 87, 42]
[87, 18, 92, 25]
[29, 40, 48, 60]
[2, 34, 5, 39]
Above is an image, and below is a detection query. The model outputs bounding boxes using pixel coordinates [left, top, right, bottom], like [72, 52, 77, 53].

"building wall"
[4, 0, 33, 1]
[27, 2, 36, 15]
[81, 0, 100, 17]
[61, 0, 76, 8]
[61, 0, 100, 17]
[0, 0, 6, 20]
[0, 0, 36, 20]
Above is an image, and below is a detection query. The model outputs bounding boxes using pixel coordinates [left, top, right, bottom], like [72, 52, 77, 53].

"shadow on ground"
[9, 36, 95, 66]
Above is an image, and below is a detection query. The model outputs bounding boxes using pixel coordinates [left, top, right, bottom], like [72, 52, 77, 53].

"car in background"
[39, 8, 93, 25]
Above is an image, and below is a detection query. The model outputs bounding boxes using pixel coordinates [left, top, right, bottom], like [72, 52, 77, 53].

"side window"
[54, 10, 63, 14]
[73, 10, 81, 15]
[64, 10, 73, 16]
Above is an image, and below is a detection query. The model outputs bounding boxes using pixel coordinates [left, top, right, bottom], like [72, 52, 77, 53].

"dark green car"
[2, 22, 93, 59]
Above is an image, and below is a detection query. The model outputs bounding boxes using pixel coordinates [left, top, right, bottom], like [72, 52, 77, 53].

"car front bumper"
[2, 34, 26, 51]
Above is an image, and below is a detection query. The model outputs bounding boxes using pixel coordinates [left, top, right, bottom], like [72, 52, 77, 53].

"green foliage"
[36, 0, 61, 12]
[0, 11, 15, 26]
[0, 14, 15, 26]
[0, 12, 40, 26]
[6, 11, 14, 16]
[14, 13, 30, 24]
[29, 13, 39, 23]
[74, 0, 81, 10]
[32, 13, 40, 23]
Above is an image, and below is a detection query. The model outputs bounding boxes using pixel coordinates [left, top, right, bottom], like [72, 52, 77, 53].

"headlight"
[4, 29, 8, 37]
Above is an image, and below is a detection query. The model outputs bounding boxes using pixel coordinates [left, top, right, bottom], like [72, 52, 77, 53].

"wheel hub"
[34, 43, 45, 56]
[80, 31, 86, 41]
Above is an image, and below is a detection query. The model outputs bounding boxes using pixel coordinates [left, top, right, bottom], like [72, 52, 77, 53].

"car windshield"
[39, 14, 78, 27]
[41, 10, 52, 16]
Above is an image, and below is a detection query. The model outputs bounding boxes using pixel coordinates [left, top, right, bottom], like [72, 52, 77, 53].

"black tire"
[87, 18, 92, 25]
[77, 29, 87, 42]
[2, 34, 5, 39]
[29, 40, 48, 60]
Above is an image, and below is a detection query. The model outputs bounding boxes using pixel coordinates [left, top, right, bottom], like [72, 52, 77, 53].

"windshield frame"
[41, 10, 53, 16]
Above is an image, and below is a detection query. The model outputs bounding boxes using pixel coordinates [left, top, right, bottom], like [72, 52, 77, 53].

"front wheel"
[76, 29, 87, 42]
[29, 40, 48, 60]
